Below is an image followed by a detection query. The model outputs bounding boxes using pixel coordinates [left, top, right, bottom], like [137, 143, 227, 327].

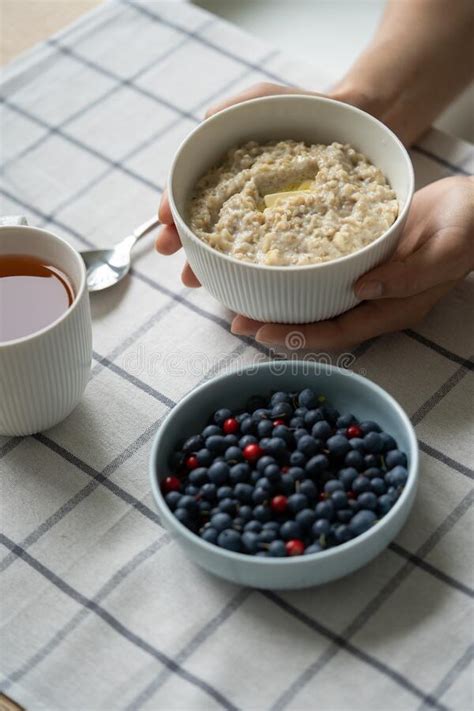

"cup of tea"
[0, 217, 92, 436]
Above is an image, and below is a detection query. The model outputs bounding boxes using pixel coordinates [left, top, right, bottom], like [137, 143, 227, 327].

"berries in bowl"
[149, 362, 418, 589]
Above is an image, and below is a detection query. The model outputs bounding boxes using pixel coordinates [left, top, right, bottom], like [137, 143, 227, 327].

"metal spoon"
[81, 216, 160, 292]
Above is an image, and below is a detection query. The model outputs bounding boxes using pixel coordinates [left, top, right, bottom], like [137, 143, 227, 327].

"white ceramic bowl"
[168, 95, 414, 323]
[149, 362, 418, 590]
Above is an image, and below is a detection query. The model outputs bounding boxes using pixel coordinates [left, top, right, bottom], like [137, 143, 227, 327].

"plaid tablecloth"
[1, 1, 473, 709]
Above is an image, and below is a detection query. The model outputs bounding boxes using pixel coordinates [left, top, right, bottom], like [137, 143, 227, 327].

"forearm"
[331, 0, 474, 145]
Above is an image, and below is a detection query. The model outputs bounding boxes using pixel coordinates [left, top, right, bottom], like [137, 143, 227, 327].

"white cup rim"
[168, 94, 415, 272]
[0, 224, 87, 348]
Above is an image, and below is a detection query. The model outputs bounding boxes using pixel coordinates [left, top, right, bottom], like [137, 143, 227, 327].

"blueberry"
[239, 435, 257, 448]
[349, 437, 366, 453]
[344, 450, 364, 470]
[349, 510, 377, 535]
[338, 467, 358, 490]
[252, 408, 271, 422]
[385, 450, 408, 469]
[240, 416, 256, 435]
[208, 461, 230, 485]
[352, 475, 371, 494]
[377, 494, 393, 515]
[280, 474, 295, 496]
[268, 540, 287, 557]
[250, 470, 262, 485]
[271, 391, 291, 406]
[202, 424, 221, 438]
[380, 432, 397, 452]
[217, 529, 241, 551]
[370, 477, 387, 495]
[217, 485, 233, 500]
[257, 477, 272, 492]
[297, 435, 319, 457]
[387, 486, 399, 501]
[272, 425, 292, 444]
[306, 454, 329, 477]
[201, 483, 217, 501]
[312, 518, 331, 537]
[294, 428, 308, 441]
[289, 416, 305, 429]
[196, 448, 213, 467]
[263, 521, 280, 531]
[304, 409, 324, 427]
[189, 467, 208, 486]
[299, 479, 318, 499]
[337, 509, 353, 523]
[179, 495, 199, 514]
[386, 465, 408, 486]
[244, 520, 262, 533]
[165, 491, 181, 510]
[288, 466, 305, 482]
[185, 485, 199, 496]
[296, 508, 316, 530]
[254, 505, 271, 523]
[224, 434, 239, 446]
[239, 505, 253, 521]
[315, 500, 335, 520]
[219, 498, 238, 515]
[224, 446, 244, 463]
[264, 464, 281, 483]
[271, 402, 293, 419]
[174, 508, 192, 526]
[182, 434, 204, 454]
[257, 455, 276, 472]
[287, 493, 308, 513]
[336, 413, 356, 429]
[206, 435, 227, 454]
[324, 479, 344, 495]
[357, 492, 377, 510]
[242, 531, 259, 553]
[298, 388, 317, 409]
[311, 421, 332, 441]
[258, 420, 274, 438]
[327, 434, 350, 457]
[334, 525, 353, 544]
[294, 407, 308, 418]
[359, 420, 382, 434]
[210, 512, 233, 532]
[331, 490, 348, 509]
[213, 408, 232, 426]
[304, 543, 323, 554]
[280, 520, 303, 541]
[364, 467, 382, 479]
[364, 432, 384, 453]
[264, 437, 287, 458]
[252, 488, 268, 505]
[201, 527, 218, 544]
[290, 451, 307, 467]
[364, 454, 380, 468]
[259, 529, 278, 544]
[229, 463, 250, 484]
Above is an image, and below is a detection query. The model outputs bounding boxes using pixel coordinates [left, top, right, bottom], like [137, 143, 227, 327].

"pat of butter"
[263, 180, 314, 208]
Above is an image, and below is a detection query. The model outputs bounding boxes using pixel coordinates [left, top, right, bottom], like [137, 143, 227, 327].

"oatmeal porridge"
[187, 140, 399, 266]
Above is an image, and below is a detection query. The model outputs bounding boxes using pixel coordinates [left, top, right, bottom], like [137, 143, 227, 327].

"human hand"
[155, 82, 330, 285]
[232, 176, 474, 350]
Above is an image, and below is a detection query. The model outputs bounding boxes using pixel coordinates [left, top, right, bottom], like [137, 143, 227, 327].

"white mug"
[0, 217, 92, 436]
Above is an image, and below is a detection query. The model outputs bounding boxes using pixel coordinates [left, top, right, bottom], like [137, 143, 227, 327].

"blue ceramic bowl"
[149, 362, 418, 589]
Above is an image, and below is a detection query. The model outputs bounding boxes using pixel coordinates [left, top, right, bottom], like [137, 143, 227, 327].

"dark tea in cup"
[0, 254, 74, 342]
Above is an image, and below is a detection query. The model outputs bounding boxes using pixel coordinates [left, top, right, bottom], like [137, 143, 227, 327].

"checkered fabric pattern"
[1, 1, 473, 709]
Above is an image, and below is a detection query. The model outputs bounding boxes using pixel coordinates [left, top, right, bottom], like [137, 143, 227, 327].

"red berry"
[223, 417, 239, 434]
[271, 495, 288, 513]
[318, 492, 327, 501]
[185, 455, 199, 470]
[347, 425, 363, 439]
[243, 443, 263, 461]
[281, 466, 289, 473]
[347, 490, 356, 499]
[285, 539, 305, 556]
[273, 418, 285, 427]
[162, 476, 181, 494]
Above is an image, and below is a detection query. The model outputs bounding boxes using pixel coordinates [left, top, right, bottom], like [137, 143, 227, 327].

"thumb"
[354, 228, 467, 299]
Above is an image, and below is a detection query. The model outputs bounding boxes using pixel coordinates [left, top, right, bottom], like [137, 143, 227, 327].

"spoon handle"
[133, 216, 161, 241]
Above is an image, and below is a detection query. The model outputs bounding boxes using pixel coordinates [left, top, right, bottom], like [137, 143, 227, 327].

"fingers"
[205, 82, 315, 118]
[232, 283, 451, 351]
[155, 224, 181, 255]
[355, 227, 468, 300]
[181, 262, 201, 288]
[158, 189, 173, 225]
